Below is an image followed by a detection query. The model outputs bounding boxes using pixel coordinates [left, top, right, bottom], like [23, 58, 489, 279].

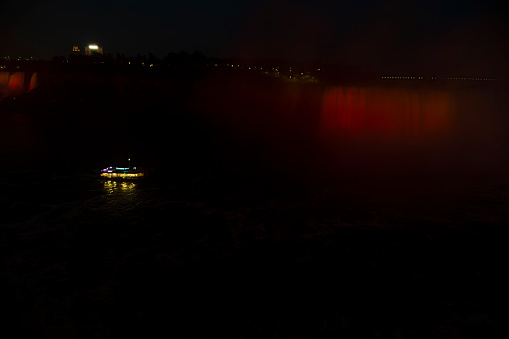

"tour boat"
[100, 159, 145, 179]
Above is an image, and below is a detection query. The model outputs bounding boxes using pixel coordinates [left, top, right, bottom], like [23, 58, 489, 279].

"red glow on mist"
[8, 73, 25, 91]
[29, 73, 38, 91]
[320, 87, 454, 138]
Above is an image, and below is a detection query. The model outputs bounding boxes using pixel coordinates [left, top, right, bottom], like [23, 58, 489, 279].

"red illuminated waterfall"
[1, 72, 36, 96]
[320, 87, 455, 139]
[8, 72, 25, 91]
[29, 72, 39, 91]
[0, 72, 9, 88]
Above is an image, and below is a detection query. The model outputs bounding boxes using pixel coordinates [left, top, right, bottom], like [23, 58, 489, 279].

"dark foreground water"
[1, 83, 509, 338]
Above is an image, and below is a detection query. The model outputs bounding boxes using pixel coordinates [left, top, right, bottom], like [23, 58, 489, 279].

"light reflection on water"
[104, 180, 137, 194]
[102, 180, 141, 213]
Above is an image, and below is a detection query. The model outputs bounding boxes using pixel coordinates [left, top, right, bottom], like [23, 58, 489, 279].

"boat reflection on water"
[102, 180, 140, 213]
[103, 180, 137, 194]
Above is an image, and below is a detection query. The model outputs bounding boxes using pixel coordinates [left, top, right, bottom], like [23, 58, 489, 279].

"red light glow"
[29, 72, 38, 91]
[319, 87, 455, 139]
[8, 72, 25, 91]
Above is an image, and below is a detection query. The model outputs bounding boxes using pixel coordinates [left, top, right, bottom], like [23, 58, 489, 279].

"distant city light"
[381, 75, 494, 81]
[88, 45, 98, 50]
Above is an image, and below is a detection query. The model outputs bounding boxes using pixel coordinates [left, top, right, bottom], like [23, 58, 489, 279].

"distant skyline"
[1, 0, 507, 74]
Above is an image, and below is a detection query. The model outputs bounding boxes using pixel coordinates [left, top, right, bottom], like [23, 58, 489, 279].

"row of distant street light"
[382, 76, 495, 81]
[0, 55, 497, 83]
[2, 56, 37, 61]
[211, 63, 321, 82]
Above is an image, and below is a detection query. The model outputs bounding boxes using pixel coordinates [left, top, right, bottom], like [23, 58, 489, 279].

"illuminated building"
[84, 44, 104, 56]
[72, 46, 80, 53]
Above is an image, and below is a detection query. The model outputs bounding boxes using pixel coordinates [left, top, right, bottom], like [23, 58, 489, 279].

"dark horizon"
[1, 54, 504, 82]
[1, 0, 507, 76]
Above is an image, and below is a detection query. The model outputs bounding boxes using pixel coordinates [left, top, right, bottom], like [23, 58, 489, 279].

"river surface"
[1, 83, 509, 338]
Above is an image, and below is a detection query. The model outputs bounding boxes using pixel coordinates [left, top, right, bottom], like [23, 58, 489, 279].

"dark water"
[1, 83, 509, 338]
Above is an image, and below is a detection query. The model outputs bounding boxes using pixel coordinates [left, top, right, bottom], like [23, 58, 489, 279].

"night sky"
[1, 0, 507, 74]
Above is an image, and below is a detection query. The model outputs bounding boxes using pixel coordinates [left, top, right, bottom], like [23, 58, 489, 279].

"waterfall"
[319, 87, 455, 139]
[8, 72, 25, 91]
[0, 72, 10, 89]
[29, 72, 39, 91]
[0, 71, 38, 96]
